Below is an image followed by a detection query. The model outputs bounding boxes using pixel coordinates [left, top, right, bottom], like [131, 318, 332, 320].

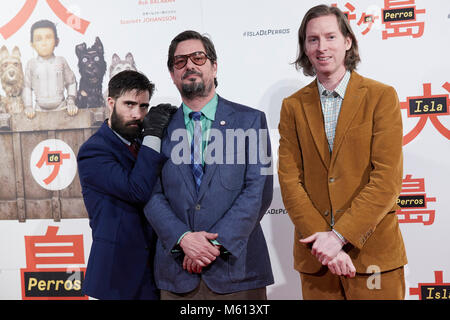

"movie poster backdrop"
[0, 0, 448, 300]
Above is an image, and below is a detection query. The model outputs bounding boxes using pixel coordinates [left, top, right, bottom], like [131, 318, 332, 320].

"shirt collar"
[182, 94, 218, 124]
[110, 126, 131, 146]
[36, 54, 56, 63]
[317, 70, 351, 99]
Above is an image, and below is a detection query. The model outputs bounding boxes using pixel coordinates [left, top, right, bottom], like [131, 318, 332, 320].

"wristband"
[332, 229, 347, 245]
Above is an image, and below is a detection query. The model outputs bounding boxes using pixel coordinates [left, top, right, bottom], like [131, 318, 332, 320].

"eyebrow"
[123, 100, 149, 107]
[123, 100, 138, 105]
[307, 31, 337, 37]
[174, 51, 204, 57]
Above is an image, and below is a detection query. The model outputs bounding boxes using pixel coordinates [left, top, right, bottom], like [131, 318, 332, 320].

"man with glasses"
[144, 30, 274, 299]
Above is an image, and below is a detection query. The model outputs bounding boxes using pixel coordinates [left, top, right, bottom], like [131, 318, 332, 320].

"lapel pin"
[220, 120, 226, 126]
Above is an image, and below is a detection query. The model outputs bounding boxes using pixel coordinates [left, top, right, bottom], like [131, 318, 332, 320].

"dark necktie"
[190, 112, 203, 193]
[127, 140, 140, 159]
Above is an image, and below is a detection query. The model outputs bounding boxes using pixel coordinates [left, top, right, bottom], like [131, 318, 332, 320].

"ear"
[55, 38, 59, 47]
[94, 37, 104, 54]
[12, 46, 21, 58]
[0, 46, 8, 60]
[212, 60, 218, 78]
[106, 96, 115, 115]
[345, 36, 352, 51]
[112, 53, 120, 64]
[75, 43, 87, 58]
[125, 52, 135, 65]
[107, 97, 115, 127]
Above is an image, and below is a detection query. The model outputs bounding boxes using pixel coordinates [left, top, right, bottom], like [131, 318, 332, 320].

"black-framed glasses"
[173, 51, 211, 69]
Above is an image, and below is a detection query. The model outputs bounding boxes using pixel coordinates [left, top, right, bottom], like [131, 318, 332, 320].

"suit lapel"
[166, 107, 197, 201]
[331, 72, 367, 166]
[197, 96, 235, 201]
[302, 81, 331, 169]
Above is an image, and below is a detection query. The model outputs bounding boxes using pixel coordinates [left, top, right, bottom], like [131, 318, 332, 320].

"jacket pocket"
[345, 122, 372, 142]
[343, 122, 372, 164]
[219, 162, 245, 190]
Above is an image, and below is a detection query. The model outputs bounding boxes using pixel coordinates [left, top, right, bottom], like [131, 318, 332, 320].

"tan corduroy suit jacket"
[278, 71, 408, 274]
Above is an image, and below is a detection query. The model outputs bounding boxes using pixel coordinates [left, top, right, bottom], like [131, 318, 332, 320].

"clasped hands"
[179, 230, 357, 277]
[301, 231, 356, 278]
[179, 231, 221, 274]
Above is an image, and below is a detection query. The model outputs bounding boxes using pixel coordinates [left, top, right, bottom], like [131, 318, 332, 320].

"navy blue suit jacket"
[77, 121, 165, 299]
[144, 96, 274, 294]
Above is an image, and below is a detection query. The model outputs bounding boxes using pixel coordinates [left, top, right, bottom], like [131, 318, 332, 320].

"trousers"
[300, 266, 405, 300]
[161, 279, 267, 300]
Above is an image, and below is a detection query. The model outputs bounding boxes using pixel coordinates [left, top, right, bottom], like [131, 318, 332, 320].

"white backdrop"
[0, 0, 449, 300]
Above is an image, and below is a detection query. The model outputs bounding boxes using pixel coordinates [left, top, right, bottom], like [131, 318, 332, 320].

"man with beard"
[144, 30, 274, 299]
[77, 70, 177, 299]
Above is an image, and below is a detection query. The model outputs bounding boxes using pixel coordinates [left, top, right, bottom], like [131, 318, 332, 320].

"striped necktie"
[190, 112, 203, 193]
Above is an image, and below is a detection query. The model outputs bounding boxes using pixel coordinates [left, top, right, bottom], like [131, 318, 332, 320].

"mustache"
[182, 70, 202, 79]
[125, 120, 142, 126]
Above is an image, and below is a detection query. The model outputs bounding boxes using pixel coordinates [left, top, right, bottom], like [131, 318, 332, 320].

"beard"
[181, 70, 213, 100]
[110, 104, 143, 141]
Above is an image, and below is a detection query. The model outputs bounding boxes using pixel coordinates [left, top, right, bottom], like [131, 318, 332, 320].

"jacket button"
[195, 204, 201, 210]
[329, 177, 335, 183]
[324, 210, 329, 216]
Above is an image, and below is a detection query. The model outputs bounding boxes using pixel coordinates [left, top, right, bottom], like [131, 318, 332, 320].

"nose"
[185, 56, 197, 69]
[130, 107, 140, 119]
[131, 106, 146, 120]
[318, 38, 327, 52]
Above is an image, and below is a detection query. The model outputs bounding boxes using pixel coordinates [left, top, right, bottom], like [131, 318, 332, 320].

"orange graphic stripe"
[403, 116, 427, 146]
[0, 0, 38, 40]
[36, 147, 50, 169]
[429, 116, 450, 139]
[46, 0, 90, 34]
[43, 165, 60, 185]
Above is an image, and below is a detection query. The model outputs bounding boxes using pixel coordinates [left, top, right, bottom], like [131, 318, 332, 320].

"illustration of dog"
[0, 46, 24, 114]
[109, 52, 138, 79]
[75, 37, 107, 109]
[103, 53, 139, 112]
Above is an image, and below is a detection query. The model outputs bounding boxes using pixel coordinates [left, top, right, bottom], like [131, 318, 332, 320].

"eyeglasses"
[173, 51, 211, 69]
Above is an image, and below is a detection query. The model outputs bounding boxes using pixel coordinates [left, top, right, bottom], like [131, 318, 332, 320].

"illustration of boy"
[23, 20, 78, 119]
